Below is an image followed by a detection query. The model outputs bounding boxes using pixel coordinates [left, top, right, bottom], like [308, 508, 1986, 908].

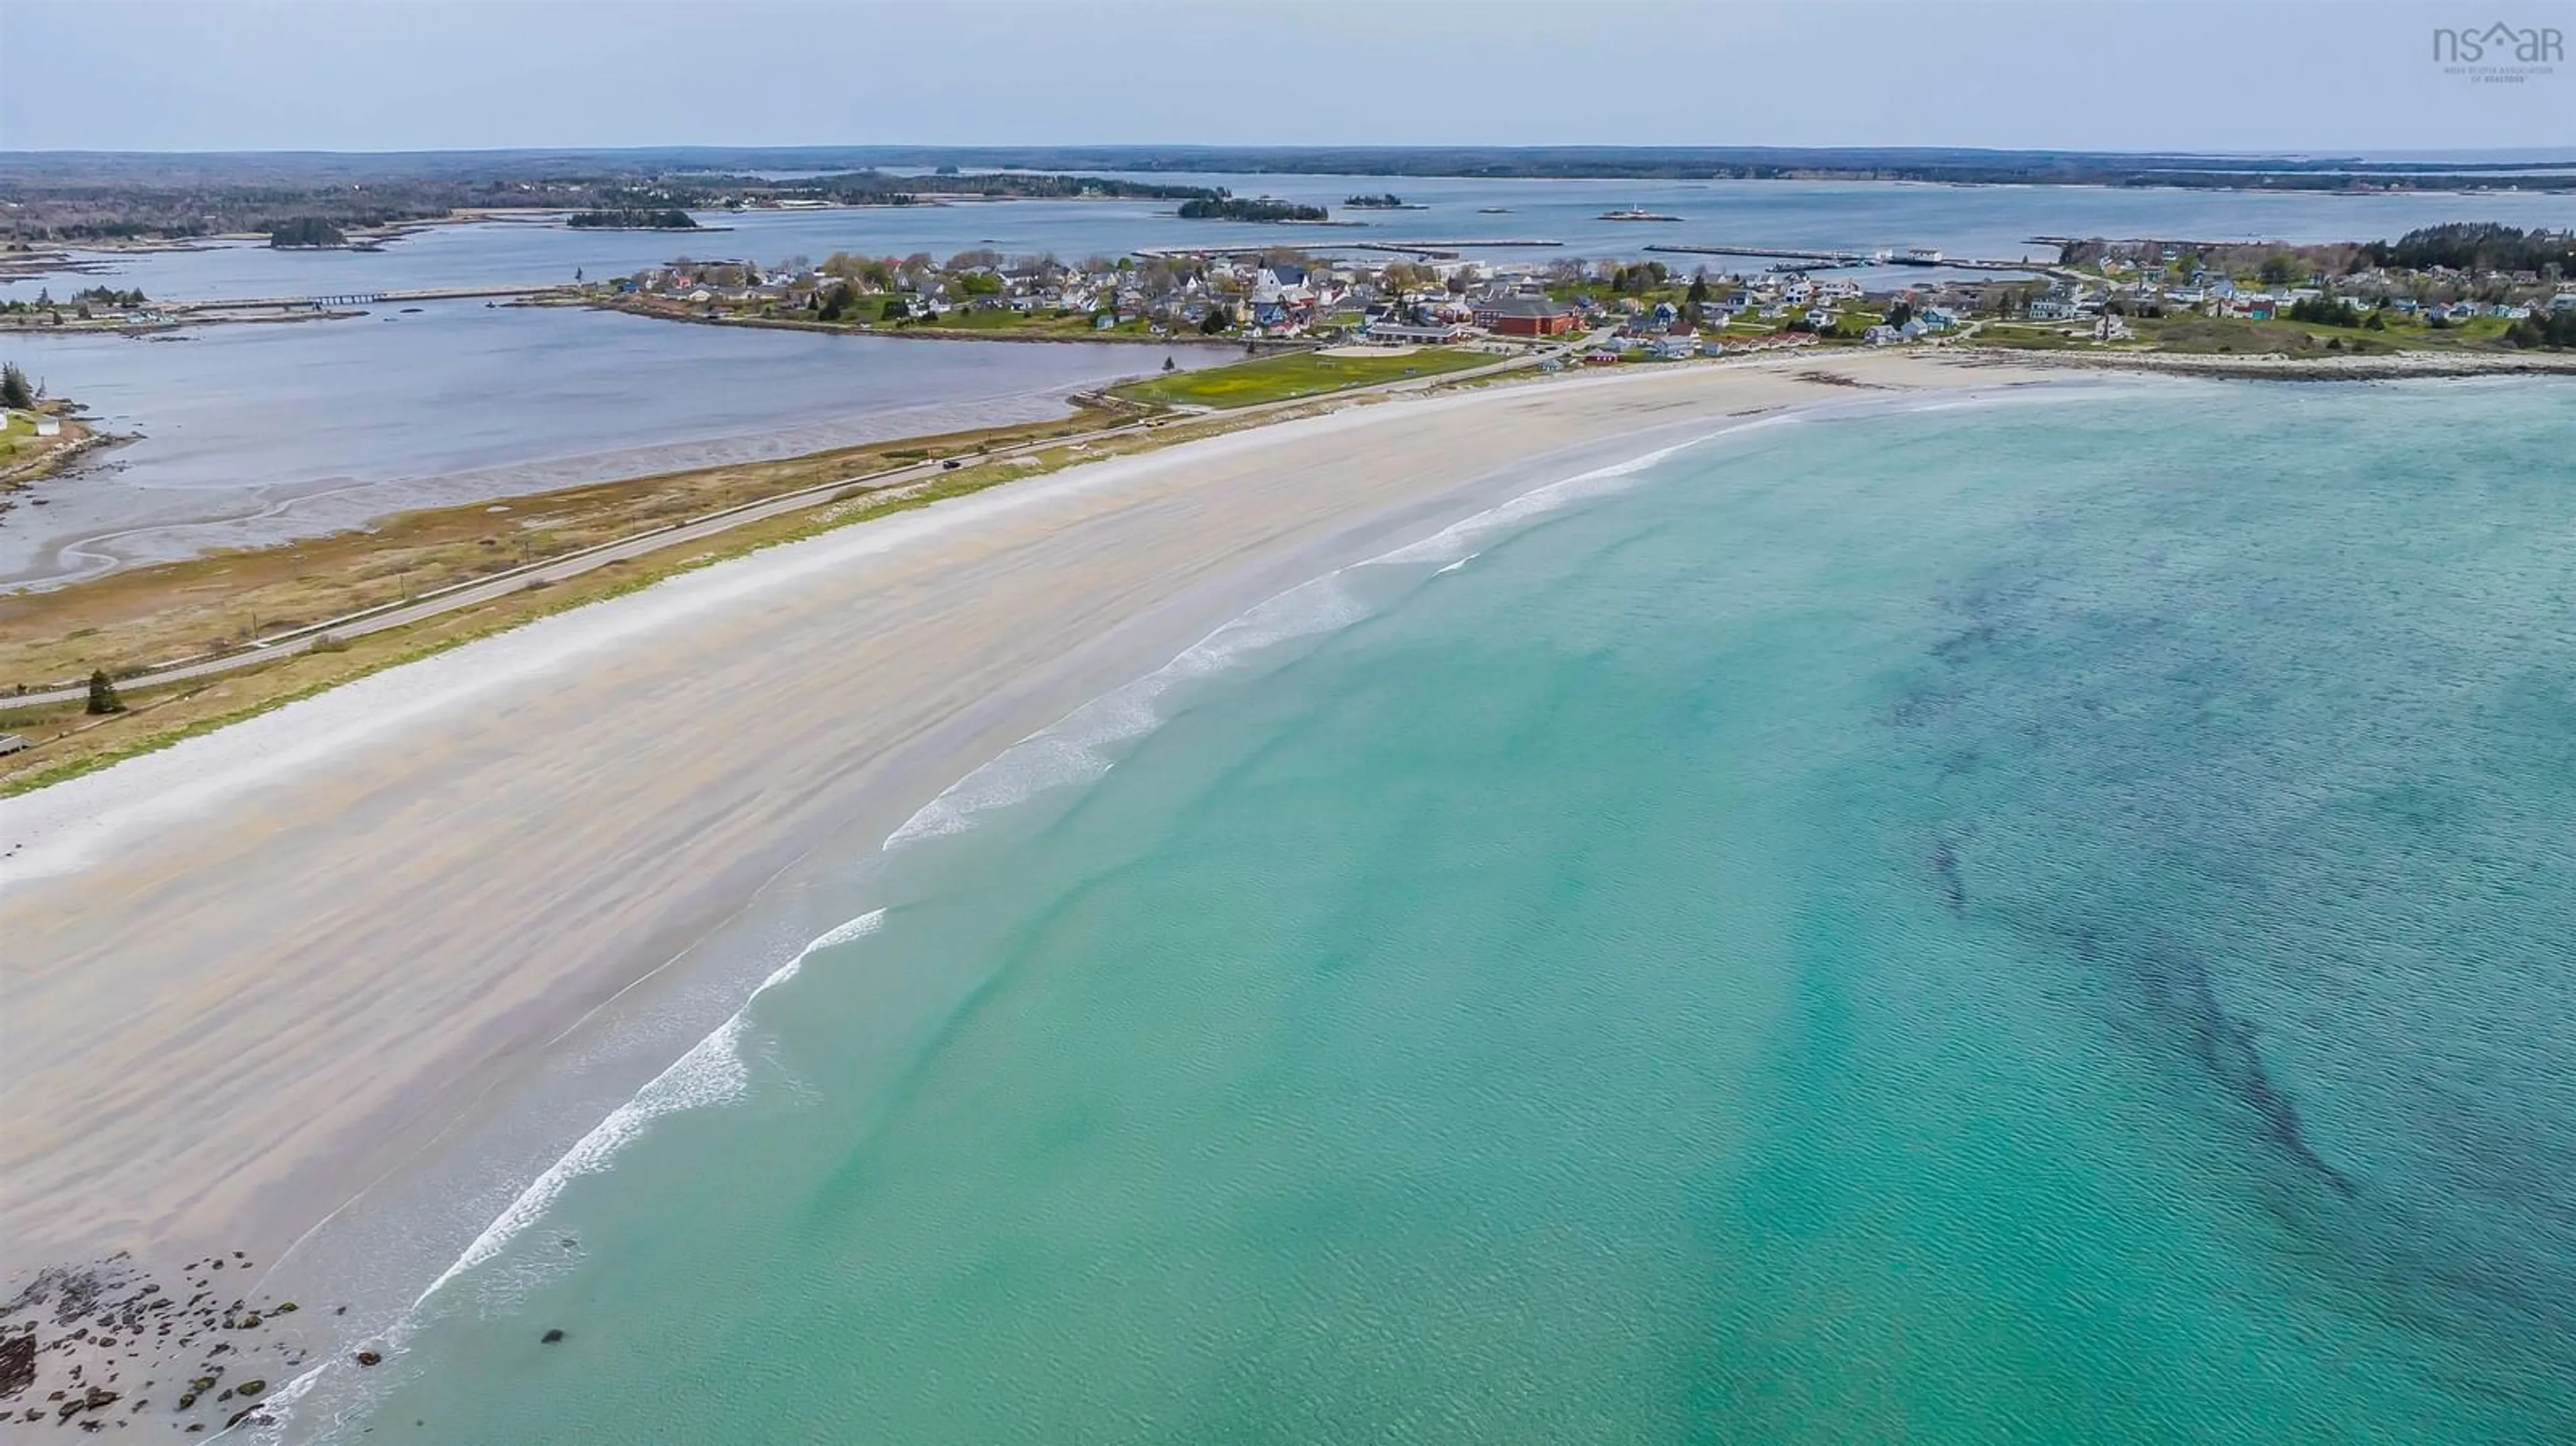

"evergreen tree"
[265, 216, 347, 248]
[0, 362, 34, 411]
[86, 669, 124, 716]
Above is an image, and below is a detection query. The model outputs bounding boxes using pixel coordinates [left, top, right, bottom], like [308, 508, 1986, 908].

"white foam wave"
[413, 907, 881, 1304]
[883, 576, 1367, 847]
[883, 423, 1797, 850]
[1361, 429, 1727, 569]
[805, 905, 890, 953]
[235, 906, 890, 1443]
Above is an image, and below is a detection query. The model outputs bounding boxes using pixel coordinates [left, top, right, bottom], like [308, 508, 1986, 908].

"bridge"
[166, 285, 560, 313]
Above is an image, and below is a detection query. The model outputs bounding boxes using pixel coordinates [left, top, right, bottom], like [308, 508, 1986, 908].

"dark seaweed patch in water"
[2144, 939, 2357, 1196]
[1902, 564, 2357, 1196]
[1972, 881, 2356, 1196]
[1869, 389, 2576, 1423]
[1929, 839, 1966, 913]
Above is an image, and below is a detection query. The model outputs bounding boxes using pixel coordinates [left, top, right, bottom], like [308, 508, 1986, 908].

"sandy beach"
[0, 350, 2055, 1418]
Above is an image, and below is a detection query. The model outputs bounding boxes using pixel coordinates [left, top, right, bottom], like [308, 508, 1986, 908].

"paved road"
[13, 342, 1576, 709]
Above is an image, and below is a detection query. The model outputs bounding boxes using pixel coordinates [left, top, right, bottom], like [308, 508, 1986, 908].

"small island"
[1179, 197, 1328, 223]
[1344, 193, 1408, 209]
[265, 217, 348, 249]
[567, 208, 700, 231]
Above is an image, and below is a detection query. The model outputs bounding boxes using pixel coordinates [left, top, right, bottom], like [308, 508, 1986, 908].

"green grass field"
[1109, 347, 1493, 409]
[2, 411, 40, 466]
[1976, 311, 2520, 358]
[898, 307, 1155, 338]
[2127, 313, 2520, 356]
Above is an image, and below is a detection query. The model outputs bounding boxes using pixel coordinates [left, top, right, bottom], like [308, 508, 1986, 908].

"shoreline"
[0, 336, 1188, 601]
[1, 354, 2559, 1435]
[1983, 346, 2576, 380]
[580, 295, 1264, 348]
[0, 354, 2068, 1430]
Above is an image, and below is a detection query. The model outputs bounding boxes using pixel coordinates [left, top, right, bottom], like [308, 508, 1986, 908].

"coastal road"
[9, 341, 1574, 709]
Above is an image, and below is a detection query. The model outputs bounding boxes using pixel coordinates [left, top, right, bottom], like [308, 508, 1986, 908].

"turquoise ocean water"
[317, 378, 2576, 1443]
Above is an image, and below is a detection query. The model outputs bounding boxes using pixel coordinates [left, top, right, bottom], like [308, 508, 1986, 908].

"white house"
[1365, 319, 1471, 344]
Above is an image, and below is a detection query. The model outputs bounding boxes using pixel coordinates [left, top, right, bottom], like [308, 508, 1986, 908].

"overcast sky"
[4, 0, 2571, 154]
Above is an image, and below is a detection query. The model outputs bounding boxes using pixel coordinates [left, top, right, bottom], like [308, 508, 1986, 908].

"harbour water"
[4, 175, 2569, 584]
[17, 174, 2576, 300]
[0, 305, 1210, 587]
[282, 378, 2576, 1443]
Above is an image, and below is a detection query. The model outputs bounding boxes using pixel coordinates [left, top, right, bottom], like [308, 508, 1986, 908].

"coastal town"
[15, 221, 2573, 367]
[580, 221, 2576, 358]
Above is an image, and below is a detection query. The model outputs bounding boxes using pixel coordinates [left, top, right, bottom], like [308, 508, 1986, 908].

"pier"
[1646, 244, 1868, 264]
[1646, 244, 2046, 274]
[165, 285, 559, 313]
[1362, 240, 1563, 253]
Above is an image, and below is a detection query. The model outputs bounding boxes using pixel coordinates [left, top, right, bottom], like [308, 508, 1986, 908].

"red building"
[1481, 296, 1578, 337]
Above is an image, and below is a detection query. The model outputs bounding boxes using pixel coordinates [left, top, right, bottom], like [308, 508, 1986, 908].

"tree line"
[2361, 224, 2575, 276]
[1178, 198, 1328, 223]
[568, 209, 698, 230]
[0, 167, 1225, 245]
[265, 217, 347, 248]
[2506, 307, 2576, 349]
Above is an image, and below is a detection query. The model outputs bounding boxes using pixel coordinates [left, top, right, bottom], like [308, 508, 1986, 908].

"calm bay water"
[0, 306, 1206, 586]
[307, 378, 2576, 1444]
[3, 176, 2568, 584]
[14, 174, 2576, 301]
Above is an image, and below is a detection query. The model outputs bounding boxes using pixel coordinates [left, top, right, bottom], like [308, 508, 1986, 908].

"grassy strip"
[1973, 312, 2536, 358]
[0, 409, 1137, 692]
[0, 355, 1560, 796]
[1109, 347, 1492, 408]
[0, 413, 1289, 796]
